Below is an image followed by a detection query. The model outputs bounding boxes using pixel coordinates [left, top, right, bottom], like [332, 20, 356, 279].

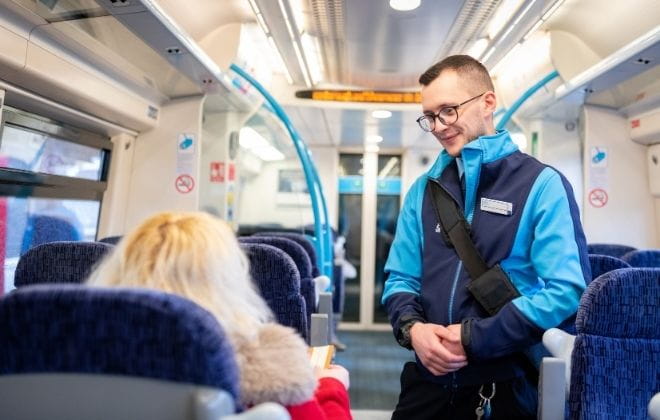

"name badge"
[480, 197, 513, 216]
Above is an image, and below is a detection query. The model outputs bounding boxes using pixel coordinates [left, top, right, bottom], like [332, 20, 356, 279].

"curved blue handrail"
[229, 64, 333, 278]
[496, 70, 559, 131]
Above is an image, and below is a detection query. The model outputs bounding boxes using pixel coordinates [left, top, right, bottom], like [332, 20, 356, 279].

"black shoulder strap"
[428, 180, 489, 280]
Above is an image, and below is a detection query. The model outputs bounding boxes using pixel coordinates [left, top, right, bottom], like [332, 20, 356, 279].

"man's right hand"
[410, 322, 468, 376]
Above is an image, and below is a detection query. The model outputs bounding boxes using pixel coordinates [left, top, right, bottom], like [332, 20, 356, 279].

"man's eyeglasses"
[416, 92, 486, 132]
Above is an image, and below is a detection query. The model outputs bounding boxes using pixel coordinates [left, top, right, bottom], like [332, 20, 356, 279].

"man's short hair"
[419, 55, 494, 93]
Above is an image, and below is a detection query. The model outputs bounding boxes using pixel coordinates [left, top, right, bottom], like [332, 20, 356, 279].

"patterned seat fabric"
[587, 243, 637, 259]
[0, 284, 241, 402]
[240, 243, 308, 339]
[569, 268, 660, 419]
[255, 232, 321, 277]
[588, 254, 631, 283]
[622, 250, 660, 268]
[14, 241, 114, 288]
[239, 236, 314, 329]
[21, 215, 81, 254]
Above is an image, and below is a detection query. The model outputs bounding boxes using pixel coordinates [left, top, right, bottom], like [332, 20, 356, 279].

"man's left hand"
[440, 324, 466, 358]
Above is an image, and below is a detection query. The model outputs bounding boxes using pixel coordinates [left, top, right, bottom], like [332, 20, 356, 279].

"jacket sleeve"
[286, 378, 352, 420]
[462, 169, 590, 361]
[381, 177, 427, 334]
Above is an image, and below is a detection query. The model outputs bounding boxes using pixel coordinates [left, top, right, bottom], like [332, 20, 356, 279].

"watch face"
[229, 131, 239, 160]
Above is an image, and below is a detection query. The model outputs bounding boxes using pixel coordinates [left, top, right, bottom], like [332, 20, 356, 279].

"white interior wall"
[123, 96, 205, 231]
[401, 146, 441, 199]
[581, 105, 658, 248]
[97, 132, 136, 238]
[534, 119, 584, 215]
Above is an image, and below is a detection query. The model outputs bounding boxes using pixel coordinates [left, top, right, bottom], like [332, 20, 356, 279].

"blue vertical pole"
[229, 64, 333, 278]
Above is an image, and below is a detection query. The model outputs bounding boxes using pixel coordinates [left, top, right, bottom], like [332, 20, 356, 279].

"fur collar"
[232, 323, 317, 407]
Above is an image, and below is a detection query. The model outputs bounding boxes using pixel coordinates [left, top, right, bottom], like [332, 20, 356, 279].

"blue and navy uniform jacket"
[382, 130, 591, 386]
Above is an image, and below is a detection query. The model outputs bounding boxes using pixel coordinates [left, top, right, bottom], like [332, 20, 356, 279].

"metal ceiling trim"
[95, 0, 253, 112]
[308, 0, 345, 84]
[433, 0, 500, 62]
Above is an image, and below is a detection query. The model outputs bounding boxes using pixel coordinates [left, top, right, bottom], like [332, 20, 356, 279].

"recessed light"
[372, 110, 392, 119]
[367, 135, 383, 143]
[389, 0, 421, 11]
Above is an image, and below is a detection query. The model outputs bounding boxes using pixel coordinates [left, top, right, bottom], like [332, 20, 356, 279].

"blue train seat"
[240, 243, 308, 340]
[20, 215, 82, 255]
[239, 236, 315, 329]
[540, 268, 660, 419]
[622, 250, 660, 268]
[588, 254, 631, 282]
[587, 243, 637, 259]
[14, 241, 113, 288]
[0, 285, 248, 419]
[255, 231, 321, 277]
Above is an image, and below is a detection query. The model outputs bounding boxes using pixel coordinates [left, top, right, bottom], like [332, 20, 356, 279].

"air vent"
[636, 57, 651, 65]
[109, 0, 131, 6]
[202, 79, 213, 85]
[166, 47, 182, 55]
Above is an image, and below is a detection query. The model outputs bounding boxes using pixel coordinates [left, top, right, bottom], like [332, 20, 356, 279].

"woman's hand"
[315, 364, 350, 389]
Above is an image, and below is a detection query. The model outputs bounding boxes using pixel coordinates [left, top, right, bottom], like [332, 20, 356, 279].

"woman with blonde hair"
[87, 211, 351, 419]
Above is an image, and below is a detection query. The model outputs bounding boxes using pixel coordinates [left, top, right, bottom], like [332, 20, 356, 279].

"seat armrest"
[543, 327, 575, 391]
[310, 313, 330, 346]
[221, 402, 290, 420]
[538, 357, 567, 420]
[649, 392, 660, 420]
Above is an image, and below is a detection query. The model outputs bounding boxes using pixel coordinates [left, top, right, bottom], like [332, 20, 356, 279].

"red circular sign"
[175, 174, 195, 194]
[588, 188, 608, 208]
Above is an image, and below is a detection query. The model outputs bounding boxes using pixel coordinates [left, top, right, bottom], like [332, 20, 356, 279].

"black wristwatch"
[396, 319, 420, 350]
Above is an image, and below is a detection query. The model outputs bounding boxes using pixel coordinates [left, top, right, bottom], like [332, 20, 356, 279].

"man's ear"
[482, 91, 497, 114]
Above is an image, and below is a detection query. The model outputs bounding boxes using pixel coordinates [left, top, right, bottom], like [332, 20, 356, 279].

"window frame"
[0, 106, 113, 201]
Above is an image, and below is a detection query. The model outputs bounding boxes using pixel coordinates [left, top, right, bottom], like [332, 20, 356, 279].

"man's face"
[420, 70, 494, 157]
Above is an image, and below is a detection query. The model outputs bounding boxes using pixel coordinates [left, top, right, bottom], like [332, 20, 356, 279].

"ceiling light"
[366, 135, 383, 143]
[239, 127, 285, 161]
[372, 110, 392, 119]
[301, 32, 324, 85]
[485, 0, 525, 40]
[466, 38, 490, 59]
[389, 0, 421, 12]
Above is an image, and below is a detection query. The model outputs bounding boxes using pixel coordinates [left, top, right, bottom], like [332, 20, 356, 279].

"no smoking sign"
[175, 174, 195, 194]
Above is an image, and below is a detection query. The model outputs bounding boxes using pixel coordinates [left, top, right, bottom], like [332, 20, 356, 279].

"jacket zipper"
[428, 156, 481, 386]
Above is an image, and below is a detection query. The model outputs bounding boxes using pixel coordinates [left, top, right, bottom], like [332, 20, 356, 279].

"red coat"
[287, 377, 352, 420]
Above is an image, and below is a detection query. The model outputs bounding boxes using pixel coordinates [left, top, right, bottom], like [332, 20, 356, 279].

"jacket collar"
[426, 129, 518, 178]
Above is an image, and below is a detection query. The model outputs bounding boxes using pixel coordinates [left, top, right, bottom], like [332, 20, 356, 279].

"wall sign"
[210, 161, 225, 183]
[175, 174, 195, 194]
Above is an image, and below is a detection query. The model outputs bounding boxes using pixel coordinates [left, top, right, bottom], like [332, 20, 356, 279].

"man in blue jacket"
[382, 55, 590, 419]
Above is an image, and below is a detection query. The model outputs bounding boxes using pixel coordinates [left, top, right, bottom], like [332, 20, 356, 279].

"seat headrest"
[15, 241, 114, 287]
[239, 236, 312, 278]
[0, 284, 240, 399]
[576, 268, 660, 338]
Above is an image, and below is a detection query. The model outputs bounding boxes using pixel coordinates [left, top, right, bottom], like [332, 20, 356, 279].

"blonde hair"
[87, 211, 273, 338]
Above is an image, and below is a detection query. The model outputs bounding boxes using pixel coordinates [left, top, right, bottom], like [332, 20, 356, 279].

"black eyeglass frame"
[416, 92, 487, 132]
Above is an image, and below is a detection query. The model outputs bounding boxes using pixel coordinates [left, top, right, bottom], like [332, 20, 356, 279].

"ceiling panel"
[284, 105, 431, 149]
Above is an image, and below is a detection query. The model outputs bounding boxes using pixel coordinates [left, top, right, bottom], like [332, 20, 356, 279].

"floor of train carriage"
[334, 330, 413, 419]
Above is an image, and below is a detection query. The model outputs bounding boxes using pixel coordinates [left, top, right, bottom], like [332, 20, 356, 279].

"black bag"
[428, 180, 520, 316]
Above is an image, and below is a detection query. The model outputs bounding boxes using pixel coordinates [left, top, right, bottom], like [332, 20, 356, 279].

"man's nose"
[432, 117, 449, 134]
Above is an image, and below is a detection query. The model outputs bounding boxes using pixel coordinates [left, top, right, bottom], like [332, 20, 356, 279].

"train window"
[234, 106, 313, 232]
[338, 153, 364, 323]
[1, 197, 101, 294]
[0, 107, 111, 294]
[0, 125, 104, 181]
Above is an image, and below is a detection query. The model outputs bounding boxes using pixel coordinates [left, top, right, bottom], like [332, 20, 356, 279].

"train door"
[338, 152, 401, 329]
